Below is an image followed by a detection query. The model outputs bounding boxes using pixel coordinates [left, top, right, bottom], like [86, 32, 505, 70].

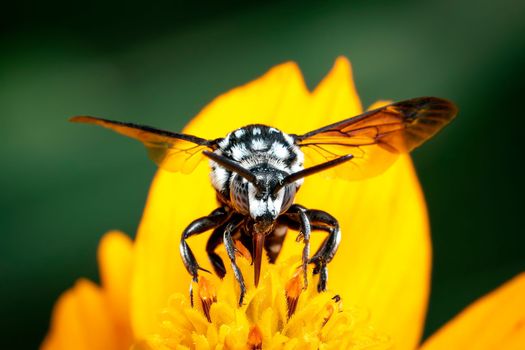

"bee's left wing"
[70, 116, 218, 174]
[293, 97, 457, 180]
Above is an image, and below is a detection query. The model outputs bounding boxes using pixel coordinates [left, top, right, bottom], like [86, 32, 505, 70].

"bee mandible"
[72, 97, 457, 305]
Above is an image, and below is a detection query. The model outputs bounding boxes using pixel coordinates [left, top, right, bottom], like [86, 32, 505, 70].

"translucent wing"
[294, 97, 457, 180]
[70, 116, 217, 174]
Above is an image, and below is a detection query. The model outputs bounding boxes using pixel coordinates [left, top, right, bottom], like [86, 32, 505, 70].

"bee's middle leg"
[206, 224, 229, 278]
[305, 209, 341, 293]
[281, 206, 341, 293]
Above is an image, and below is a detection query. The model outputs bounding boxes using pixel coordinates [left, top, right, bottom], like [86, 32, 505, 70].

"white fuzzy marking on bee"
[234, 129, 245, 138]
[282, 133, 295, 145]
[270, 141, 289, 159]
[248, 184, 285, 219]
[251, 138, 268, 151]
[210, 164, 229, 190]
[218, 135, 230, 149]
[290, 149, 304, 174]
[231, 143, 249, 161]
[240, 156, 289, 173]
[252, 127, 261, 135]
[295, 149, 304, 164]
[269, 127, 279, 134]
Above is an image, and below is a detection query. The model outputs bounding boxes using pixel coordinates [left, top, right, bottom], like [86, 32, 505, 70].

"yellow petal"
[131, 62, 311, 337]
[289, 156, 430, 350]
[279, 58, 430, 350]
[41, 279, 121, 350]
[421, 273, 525, 350]
[309, 56, 363, 127]
[98, 230, 134, 346]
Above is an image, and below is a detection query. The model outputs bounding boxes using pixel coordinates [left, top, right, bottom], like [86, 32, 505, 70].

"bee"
[72, 97, 457, 305]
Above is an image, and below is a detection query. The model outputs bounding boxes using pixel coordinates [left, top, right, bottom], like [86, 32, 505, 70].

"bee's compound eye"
[280, 185, 297, 214]
[230, 175, 250, 215]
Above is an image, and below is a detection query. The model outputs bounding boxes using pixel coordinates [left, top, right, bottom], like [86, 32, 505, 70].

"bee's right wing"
[293, 97, 457, 181]
[70, 116, 218, 174]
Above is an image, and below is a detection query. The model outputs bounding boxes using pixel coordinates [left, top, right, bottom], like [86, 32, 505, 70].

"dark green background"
[2, 0, 524, 348]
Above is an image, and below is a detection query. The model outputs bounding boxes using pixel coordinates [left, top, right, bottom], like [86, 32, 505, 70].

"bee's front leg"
[222, 216, 247, 306]
[283, 204, 312, 289]
[180, 207, 231, 305]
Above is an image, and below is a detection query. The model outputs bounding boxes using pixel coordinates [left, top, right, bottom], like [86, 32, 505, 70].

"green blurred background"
[1, 0, 524, 348]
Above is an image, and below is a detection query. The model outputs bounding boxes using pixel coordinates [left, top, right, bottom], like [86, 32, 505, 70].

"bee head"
[247, 164, 297, 234]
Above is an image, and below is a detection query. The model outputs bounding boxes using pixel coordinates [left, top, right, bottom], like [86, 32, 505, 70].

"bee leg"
[281, 205, 312, 288]
[282, 206, 341, 293]
[180, 207, 231, 304]
[223, 216, 247, 306]
[289, 205, 312, 288]
[298, 210, 311, 289]
[206, 224, 228, 278]
[305, 209, 341, 293]
[314, 262, 329, 292]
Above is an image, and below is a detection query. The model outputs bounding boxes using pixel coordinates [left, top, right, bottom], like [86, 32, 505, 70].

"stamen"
[247, 325, 263, 350]
[323, 294, 343, 327]
[322, 304, 335, 328]
[333, 294, 343, 312]
[285, 270, 303, 319]
[198, 276, 217, 322]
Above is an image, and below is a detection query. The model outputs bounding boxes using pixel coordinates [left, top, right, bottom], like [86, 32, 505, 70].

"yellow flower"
[41, 57, 525, 350]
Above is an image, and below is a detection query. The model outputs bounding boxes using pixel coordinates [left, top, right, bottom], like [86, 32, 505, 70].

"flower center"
[133, 255, 390, 350]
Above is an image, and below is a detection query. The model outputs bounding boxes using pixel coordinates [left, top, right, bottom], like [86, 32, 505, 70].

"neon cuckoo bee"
[71, 97, 457, 305]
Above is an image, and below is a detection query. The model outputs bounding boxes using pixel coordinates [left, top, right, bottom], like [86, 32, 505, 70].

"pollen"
[247, 325, 263, 350]
[285, 270, 303, 319]
[133, 254, 390, 350]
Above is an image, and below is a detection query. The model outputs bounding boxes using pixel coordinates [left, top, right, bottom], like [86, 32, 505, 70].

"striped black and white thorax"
[209, 124, 304, 227]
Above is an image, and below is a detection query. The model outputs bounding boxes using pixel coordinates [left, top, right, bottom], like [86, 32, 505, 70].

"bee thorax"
[209, 124, 304, 209]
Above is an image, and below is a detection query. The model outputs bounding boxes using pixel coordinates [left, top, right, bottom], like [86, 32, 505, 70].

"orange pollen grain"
[285, 270, 303, 318]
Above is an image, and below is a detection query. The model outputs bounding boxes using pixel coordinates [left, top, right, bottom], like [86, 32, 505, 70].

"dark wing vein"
[293, 97, 457, 180]
[70, 116, 217, 174]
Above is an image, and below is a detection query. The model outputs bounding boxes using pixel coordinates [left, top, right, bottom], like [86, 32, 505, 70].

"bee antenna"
[203, 151, 257, 184]
[275, 155, 354, 193]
